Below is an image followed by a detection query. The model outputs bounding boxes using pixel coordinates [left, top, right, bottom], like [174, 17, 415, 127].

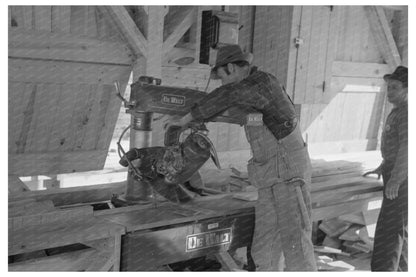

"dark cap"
[210, 44, 253, 79]
[384, 66, 408, 85]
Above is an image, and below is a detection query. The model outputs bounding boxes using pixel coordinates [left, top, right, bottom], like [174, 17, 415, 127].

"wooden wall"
[8, 6, 134, 176]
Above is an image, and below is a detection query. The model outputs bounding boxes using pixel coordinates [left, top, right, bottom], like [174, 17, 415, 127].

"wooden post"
[126, 6, 165, 202]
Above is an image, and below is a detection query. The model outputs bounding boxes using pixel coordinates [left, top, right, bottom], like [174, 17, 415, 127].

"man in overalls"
[364, 66, 408, 271]
[166, 44, 316, 271]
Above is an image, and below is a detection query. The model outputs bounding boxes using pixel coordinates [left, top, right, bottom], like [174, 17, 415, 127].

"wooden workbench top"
[95, 196, 254, 233]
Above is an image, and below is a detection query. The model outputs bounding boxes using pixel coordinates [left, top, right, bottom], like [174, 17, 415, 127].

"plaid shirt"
[191, 67, 297, 140]
[380, 103, 408, 184]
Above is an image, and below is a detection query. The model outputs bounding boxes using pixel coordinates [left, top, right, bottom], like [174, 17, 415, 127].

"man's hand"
[163, 113, 194, 131]
[384, 180, 401, 200]
[163, 115, 185, 131]
[363, 164, 383, 179]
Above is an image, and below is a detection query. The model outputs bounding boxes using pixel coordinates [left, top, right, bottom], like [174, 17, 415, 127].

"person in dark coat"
[364, 65, 408, 271]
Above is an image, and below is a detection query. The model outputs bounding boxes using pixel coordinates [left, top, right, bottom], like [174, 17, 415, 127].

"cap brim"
[383, 74, 393, 81]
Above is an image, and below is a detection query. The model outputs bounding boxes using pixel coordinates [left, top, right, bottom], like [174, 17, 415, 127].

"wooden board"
[9, 150, 108, 176]
[9, 216, 124, 256]
[9, 248, 99, 271]
[9, 29, 134, 65]
[9, 181, 126, 207]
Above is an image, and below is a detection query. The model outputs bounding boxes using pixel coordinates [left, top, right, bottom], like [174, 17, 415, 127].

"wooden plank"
[8, 150, 108, 176]
[9, 217, 125, 256]
[312, 183, 382, 203]
[9, 28, 134, 65]
[8, 199, 55, 217]
[9, 248, 98, 271]
[307, 139, 378, 156]
[64, 84, 92, 151]
[46, 84, 76, 151]
[332, 61, 390, 78]
[83, 250, 114, 271]
[293, 6, 313, 103]
[17, 6, 33, 29]
[15, 84, 37, 154]
[145, 6, 165, 78]
[95, 85, 121, 149]
[10, 6, 22, 28]
[26, 84, 57, 153]
[8, 82, 26, 153]
[163, 7, 195, 56]
[305, 7, 328, 104]
[41, 84, 63, 151]
[330, 76, 384, 93]
[86, 6, 98, 37]
[9, 181, 126, 207]
[102, 6, 147, 57]
[322, 6, 341, 103]
[79, 84, 101, 150]
[364, 6, 401, 70]
[51, 6, 70, 33]
[9, 59, 130, 85]
[8, 6, 12, 27]
[33, 6, 51, 32]
[70, 6, 88, 35]
[9, 205, 93, 231]
[312, 196, 382, 221]
[253, 6, 268, 70]
[112, 235, 121, 271]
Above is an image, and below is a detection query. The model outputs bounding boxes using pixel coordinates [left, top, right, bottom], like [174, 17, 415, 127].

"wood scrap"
[338, 225, 362, 241]
[314, 245, 351, 257]
[319, 218, 352, 237]
[338, 213, 366, 225]
[322, 236, 342, 249]
[232, 191, 258, 202]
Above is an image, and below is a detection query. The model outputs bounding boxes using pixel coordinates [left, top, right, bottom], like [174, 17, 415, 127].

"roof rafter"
[162, 7, 196, 56]
[364, 6, 401, 70]
[100, 6, 148, 58]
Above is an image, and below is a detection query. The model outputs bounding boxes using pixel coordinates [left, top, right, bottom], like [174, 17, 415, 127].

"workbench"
[95, 196, 255, 271]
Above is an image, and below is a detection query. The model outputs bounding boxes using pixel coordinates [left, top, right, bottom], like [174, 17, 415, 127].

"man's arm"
[191, 75, 268, 121]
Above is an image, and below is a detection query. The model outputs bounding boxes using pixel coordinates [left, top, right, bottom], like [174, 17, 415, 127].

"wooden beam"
[9, 58, 130, 85]
[312, 196, 382, 221]
[102, 6, 147, 58]
[8, 28, 134, 65]
[163, 7, 196, 56]
[332, 61, 390, 78]
[146, 6, 165, 78]
[9, 182, 126, 207]
[8, 150, 108, 176]
[364, 6, 401, 70]
[382, 5, 405, 11]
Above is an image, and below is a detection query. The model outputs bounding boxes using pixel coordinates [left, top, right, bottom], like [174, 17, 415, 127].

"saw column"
[105, 6, 167, 202]
[128, 6, 166, 202]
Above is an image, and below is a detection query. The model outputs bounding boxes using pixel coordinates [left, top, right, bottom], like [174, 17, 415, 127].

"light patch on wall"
[342, 84, 381, 93]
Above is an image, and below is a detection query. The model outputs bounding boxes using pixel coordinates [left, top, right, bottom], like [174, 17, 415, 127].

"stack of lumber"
[8, 198, 124, 271]
[318, 209, 380, 256]
[198, 151, 383, 221]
